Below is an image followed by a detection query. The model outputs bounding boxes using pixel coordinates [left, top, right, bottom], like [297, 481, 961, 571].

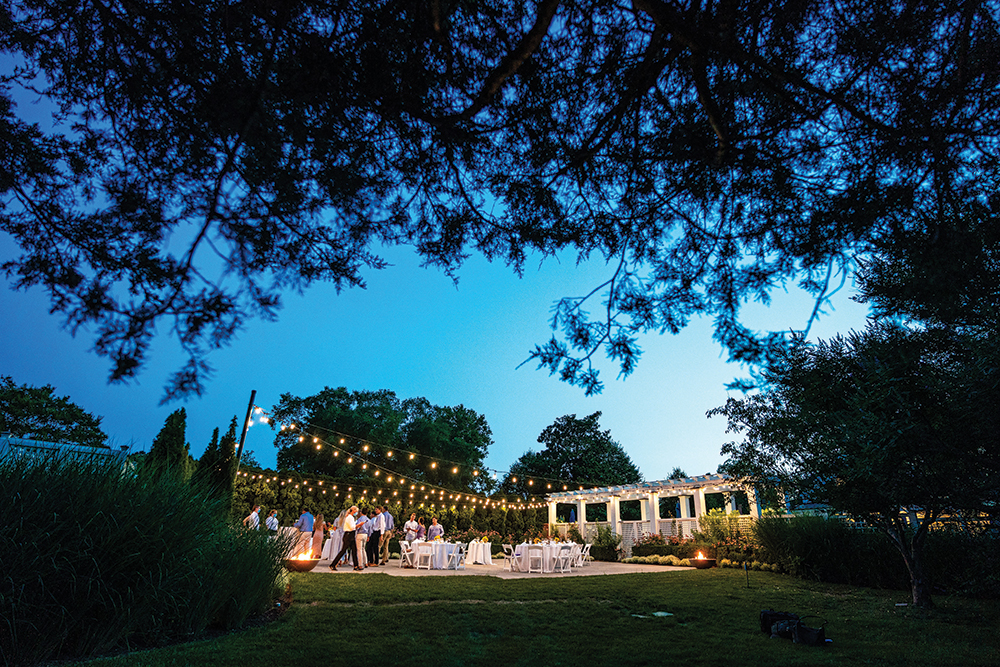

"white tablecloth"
[322, 530, 343, 561]
[467, 541, 493, 565]
[412, 540, 460, 569]
[514, 543, 575, 572]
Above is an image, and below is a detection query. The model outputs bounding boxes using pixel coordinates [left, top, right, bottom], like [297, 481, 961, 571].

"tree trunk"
[883, 512, 935, 608]
[904, 544, 934, 608]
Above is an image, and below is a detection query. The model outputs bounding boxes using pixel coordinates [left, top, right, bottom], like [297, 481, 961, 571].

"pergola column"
[746, 487, 762, 518]
[648, 491, 660, 534]
[577, 499, 586, 538]
[547, 499, 558, 532]
[694, 488, 708, 522]
[607, 495, 620, 536]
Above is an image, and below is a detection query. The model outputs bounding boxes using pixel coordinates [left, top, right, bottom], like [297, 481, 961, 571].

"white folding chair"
[554, 544, 573, 573]
[526, 544, 544, 573]
[398, 540, 415, 568]
[415, 542, 434, 570]
[446, 544, 466, 570]
[568, 544, 582, 568]
[502, 544, 518, 572]
[579, 543, 592, 566]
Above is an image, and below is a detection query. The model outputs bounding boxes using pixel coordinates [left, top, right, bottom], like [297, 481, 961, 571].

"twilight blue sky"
[1, 233, 870, 481]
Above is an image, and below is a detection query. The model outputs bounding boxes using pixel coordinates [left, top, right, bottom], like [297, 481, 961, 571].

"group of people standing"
[281, 505, 396, 571]
[246, 505, 454, 570]
[402, 513, 444, 542]
[242, 505, 280, 533]
[328, 505, 395, 571]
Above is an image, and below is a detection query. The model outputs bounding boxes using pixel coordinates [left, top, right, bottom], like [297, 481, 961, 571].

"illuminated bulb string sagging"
[242, 407, 578, 509]
[250, 405, 605, 493]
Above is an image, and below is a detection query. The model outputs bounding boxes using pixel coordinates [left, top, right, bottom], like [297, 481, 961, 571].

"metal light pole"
[234, 389, 256, 475]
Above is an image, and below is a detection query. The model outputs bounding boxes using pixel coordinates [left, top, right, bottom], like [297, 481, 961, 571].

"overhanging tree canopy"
[2, 1, 998, 397]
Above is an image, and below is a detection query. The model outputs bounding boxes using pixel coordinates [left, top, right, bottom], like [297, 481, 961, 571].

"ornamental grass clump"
[0, 454, 292, 667]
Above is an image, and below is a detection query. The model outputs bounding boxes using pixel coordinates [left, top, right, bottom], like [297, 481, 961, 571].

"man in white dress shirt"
[265, 509, 279, 534]
[243, 505, 261, 529]
[330, 506, 359, 571]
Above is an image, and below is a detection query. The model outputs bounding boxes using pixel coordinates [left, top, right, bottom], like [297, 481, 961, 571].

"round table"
[467, 541, 493, 564]
[514, 542, 576, 572]
[412, 540, 460, 569]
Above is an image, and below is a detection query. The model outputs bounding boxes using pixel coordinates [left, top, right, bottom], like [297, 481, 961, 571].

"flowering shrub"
[634, 531, 667, 546]
[695, 509, 757, 562]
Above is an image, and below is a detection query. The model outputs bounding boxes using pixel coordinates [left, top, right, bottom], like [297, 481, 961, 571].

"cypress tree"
[214, 417, 238, 515]
[147, 408, 191, 480]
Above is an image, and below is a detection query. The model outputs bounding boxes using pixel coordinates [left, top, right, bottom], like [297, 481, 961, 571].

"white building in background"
[545, 474, 764, 556]
[0, 432, 129, 465]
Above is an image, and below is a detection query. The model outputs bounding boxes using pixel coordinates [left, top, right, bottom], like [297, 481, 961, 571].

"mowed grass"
[82, 569, 999, 667]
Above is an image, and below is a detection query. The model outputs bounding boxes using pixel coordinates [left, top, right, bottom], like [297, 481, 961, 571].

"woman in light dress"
[427, 516, 444, 540]
[312, 513, 327, 559]
[326, 509, 347, 564]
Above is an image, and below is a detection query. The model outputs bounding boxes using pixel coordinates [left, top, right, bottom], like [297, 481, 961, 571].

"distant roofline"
[0, 433, 127, 459]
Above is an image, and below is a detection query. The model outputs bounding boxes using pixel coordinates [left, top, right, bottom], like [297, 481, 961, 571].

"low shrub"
[631, 540, 714, 559]
[590, 525, 622, 561]
[624, 554, 686, 567]
[922, 525, 1000, 598]
[589, 545, 620, 562]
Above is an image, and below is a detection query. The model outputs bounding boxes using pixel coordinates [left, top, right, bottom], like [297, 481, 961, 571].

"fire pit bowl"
[283, 557, 321, 572]
[691, 558, 716, 569]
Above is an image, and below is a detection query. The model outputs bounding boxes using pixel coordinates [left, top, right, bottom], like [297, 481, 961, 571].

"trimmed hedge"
[751, 515, 1000, 597]
[589, 545, 620, 561]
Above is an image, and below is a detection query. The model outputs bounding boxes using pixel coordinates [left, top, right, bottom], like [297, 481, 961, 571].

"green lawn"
[82, 569, 999, 667]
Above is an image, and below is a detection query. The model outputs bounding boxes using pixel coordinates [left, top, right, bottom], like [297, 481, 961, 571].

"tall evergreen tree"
[215, 417, 238, 512]
[147, 408, 191, 480]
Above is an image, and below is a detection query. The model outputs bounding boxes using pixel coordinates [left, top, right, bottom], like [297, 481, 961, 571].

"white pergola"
[544, 474, 763, 547]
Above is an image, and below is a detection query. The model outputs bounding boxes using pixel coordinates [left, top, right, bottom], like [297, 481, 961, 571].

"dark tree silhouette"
[0, 376, 108, 448]
[2, 1, 998, 397]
